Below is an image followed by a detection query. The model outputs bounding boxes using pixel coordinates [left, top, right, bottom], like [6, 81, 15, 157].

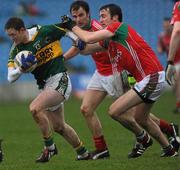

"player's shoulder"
[106, 21, 124, 32]
[173, 1, 180, 13]
[175, 1, 180, 8]
[91, 19, 103, 31]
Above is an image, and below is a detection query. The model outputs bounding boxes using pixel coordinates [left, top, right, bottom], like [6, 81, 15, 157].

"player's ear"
[112, 15, 119, 22]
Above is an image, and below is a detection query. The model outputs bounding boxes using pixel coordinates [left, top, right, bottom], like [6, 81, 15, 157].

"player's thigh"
[120, 106, 136, 120]
[109, 89, 142, 115]
[31, 72, 71, 111]
[31, 89, 64, 111]
[81, 89, 107, 111]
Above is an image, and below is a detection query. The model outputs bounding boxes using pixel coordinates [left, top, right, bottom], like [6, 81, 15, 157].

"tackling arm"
[80, 42, 105, 55]
[63, 46, 79, 60]
[165, 22, 180, 85]
[72, 26, 114, 43]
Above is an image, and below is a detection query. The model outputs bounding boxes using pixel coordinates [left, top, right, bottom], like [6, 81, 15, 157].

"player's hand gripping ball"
[14, 50, 37, 72]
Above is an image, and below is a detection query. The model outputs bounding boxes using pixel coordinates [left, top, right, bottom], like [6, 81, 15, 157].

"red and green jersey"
[87, 19, 115, 76]
[8, 24, 67, 88]
[171, 1, 180, 25]
[105, 22, 163, 82]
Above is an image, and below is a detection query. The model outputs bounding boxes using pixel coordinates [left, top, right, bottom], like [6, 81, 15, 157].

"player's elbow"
[7, 78, 13, 83]
[7, 76, 16, 83]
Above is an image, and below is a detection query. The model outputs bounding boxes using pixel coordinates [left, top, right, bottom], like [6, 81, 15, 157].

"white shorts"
[133, 71, 165, 103]
[87, 70, 124, 99]
[44, 72, 72, 101]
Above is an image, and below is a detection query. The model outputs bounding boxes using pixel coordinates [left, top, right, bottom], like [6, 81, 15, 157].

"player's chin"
[14, 40, 20, 45]
[78, 24, 84, 28]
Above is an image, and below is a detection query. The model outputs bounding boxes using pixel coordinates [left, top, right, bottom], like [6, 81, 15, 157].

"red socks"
[93, 136, 107, 151]
[159, 119, 173, 137]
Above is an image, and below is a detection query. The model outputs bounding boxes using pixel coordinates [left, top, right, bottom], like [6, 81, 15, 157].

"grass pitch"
[0, 91, 179, 170]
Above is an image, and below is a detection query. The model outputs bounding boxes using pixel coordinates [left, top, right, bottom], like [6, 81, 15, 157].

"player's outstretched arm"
[72, 26, 112, 44]
[80, 42, 105, 55]
[166, 21, 180, 85]
[60, 15, 113, 43]
[168, 22, 180, 63]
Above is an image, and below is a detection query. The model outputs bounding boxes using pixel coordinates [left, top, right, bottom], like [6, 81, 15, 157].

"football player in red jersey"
[62, 3, 178, 157]
[157, 17, 172, 56]
[166, 1, 180, 113]
[63, 1, 179, 158]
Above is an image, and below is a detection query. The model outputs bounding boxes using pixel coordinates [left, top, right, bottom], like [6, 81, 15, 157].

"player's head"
[99, 4, 122, 28]
[163, 17, 172, 34]
[70, 0, 90, 28]
[5, 17, 26, 44]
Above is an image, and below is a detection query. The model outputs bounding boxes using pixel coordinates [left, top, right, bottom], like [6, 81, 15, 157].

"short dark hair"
[4, 17, 25, 30]
[163, 17, 171, 22]
[100, 4, 123, 22]
[70, 0, 89, 14]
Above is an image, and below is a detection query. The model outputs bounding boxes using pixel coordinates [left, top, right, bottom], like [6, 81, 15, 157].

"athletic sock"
[93, 135, 108, 151]
[159, 119, 173, 138]
[43, 136, 55, 150]
[136, 130, 148, 144]
[176, 102, 180, 110]
[75, 141, 88, 156]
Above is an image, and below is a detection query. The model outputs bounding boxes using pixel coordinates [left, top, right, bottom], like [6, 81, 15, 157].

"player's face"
[99, 9, 113, 28]
[71, 7, 90, 28]
[6, 28, 25, 45]
[163, 20, 172, 34]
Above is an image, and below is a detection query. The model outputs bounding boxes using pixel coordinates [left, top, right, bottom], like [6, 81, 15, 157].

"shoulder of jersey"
[91, 19, 103, 31]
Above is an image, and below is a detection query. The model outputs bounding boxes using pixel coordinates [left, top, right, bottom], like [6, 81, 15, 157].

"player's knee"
[108, 106, 119, 120]
[80, 105, 93, 117]
[29, 103, 40, 119]
[29, 103, 35, 115]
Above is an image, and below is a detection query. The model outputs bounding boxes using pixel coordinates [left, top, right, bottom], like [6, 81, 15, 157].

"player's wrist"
[167, 60, 174, 65]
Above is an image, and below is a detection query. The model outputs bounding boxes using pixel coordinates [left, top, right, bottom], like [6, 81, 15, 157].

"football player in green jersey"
[5, 17, 90, 162]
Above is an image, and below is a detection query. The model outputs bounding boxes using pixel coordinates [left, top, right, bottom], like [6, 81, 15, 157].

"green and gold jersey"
[8, 24, 67, 88]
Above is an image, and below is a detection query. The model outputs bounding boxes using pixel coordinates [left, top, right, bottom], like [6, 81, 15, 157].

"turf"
[0, 90, 179, 170]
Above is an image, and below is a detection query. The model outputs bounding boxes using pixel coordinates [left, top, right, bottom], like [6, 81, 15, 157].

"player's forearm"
[80, 43, 105, 55]
[168, 23, 180, 62]
[168, 32, 180, 62]
[7, 67, 22, 83]
[63, 46, 79, 60]
[72, 26, 99, 43]
[72, 26, 113, 44]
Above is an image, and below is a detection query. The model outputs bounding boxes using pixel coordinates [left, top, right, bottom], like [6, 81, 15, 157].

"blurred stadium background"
[0, 0, 174, 101]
